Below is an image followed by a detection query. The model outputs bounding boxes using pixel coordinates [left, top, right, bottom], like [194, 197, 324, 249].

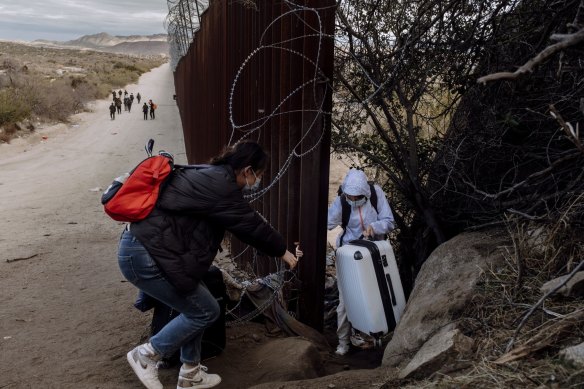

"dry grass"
[391, 195, 584, 388]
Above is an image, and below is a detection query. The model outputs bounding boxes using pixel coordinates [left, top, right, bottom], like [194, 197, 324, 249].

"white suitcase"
[336, 239, 406, 342]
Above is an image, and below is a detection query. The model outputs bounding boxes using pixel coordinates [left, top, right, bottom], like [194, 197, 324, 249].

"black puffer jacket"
[130, 164, 287, 293]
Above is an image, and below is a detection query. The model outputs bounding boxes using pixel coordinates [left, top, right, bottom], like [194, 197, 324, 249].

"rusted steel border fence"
[170, 0, 335, 331]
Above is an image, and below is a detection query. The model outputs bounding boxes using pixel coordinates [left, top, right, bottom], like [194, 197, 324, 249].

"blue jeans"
[118, 230, 220, 364]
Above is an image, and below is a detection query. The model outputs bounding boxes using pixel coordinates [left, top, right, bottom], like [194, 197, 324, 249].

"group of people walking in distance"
[109, 89, 156, 120]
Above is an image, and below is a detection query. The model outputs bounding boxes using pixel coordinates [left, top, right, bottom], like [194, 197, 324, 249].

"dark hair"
[210, 140, 268, 172]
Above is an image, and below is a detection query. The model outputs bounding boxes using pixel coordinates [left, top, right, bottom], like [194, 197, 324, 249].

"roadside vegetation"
[0, 41, 166, 143]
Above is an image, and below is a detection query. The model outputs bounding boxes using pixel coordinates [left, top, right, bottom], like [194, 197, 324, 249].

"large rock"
[382, 230, 506, 368]
[398, 326, 474, 379]
[540, 271, 584, 298]
[246, 337, 324, 383]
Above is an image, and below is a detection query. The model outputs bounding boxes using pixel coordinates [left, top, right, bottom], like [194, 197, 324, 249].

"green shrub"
[113, 61, 141, 73]
[0, 88, 30, 125]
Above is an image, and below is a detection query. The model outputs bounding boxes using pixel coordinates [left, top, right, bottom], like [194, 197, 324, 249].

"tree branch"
[477, 28, 584, 84]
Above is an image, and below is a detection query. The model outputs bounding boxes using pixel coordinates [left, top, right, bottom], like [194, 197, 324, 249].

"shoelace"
[181, 364, 209, 378]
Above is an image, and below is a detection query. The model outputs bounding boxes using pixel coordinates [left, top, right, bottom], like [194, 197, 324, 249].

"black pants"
[143, 112, 148, 120]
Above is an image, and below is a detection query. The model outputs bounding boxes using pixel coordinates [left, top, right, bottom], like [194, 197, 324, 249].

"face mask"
[245, 169, 261, 191]
[347, 197, 367, 208]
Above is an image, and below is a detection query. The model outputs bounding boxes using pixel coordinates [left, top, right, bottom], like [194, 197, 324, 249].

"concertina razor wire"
[165, 0, 334, 322]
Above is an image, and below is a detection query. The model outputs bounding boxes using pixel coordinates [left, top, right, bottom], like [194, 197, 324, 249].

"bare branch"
[477, 28, 584, 84]
[461, 150, 581, 200]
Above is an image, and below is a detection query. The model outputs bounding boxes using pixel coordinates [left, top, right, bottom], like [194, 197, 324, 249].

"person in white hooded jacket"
[327, 169, 395, 355]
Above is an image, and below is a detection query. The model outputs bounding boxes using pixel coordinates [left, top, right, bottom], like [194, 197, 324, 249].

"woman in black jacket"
[118, 141, 298, 389]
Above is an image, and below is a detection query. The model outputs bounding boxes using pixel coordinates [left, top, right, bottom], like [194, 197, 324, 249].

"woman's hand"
[363, 225, 375, 238]
[281, 250, 299, 270]
[295, 244, 303, 259]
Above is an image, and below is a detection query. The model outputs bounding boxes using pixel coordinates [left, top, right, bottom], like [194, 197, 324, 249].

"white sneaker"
[126, 343, 163, 389]
[177, 364, 221, 389]
[335, 342, 350, 356]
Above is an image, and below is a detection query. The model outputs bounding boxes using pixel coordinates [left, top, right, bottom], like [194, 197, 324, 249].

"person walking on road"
[117, 140, 299, 389]
[109, 102, 116, 120]
[149, 100, 156, 120]
[136, 93, 141, 104]
[142, 103, 149, 120]
[115, 98, 122, 115]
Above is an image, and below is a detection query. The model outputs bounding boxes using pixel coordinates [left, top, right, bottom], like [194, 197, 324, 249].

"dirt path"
[0, 63, 383, 388]
[0, 63, 187, 388]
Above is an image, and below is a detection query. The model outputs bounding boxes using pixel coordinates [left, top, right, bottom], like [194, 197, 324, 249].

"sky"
[0, 1, 169, 42]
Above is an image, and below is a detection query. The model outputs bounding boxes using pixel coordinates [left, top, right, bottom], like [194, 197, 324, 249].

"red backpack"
[101, 139, 173, 222]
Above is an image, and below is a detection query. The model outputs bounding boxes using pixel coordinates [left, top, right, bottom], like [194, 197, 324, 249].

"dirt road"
[0, 62, 382, 388]
[0, 63, 188, 388]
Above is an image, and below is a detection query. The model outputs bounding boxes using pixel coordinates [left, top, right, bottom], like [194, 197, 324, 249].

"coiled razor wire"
[225, 272, 286, 327]
[229, 4, 331, 205]
[165, 0, 333, 324]
[225, 256, 299, 327]
[165, 0, 209, 70]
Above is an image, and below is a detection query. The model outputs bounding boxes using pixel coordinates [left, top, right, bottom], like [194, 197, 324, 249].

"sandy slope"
[0, 63, 187, 388]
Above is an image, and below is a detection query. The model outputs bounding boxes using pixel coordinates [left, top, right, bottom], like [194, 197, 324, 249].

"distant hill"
[65, 32, 167, 47]
[32, 32, 169, 57]
[107, 41, 170, 57]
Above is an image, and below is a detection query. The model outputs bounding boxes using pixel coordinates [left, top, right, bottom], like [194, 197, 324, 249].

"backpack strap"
[174, 163, 212, 170]
[339, 194, 351, 247]
[368, 181, 378, 213]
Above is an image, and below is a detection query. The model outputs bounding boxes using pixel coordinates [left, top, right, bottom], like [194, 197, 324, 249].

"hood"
[341, 169, 371, 198]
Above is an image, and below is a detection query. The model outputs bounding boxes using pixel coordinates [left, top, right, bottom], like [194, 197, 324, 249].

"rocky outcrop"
[398, 325, 474, 379]
[246, 337, 324, 383]
[246, 230, 507, 388]
[382, 230, 506, 371]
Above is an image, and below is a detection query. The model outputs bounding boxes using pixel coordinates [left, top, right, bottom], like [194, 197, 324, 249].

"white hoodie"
[327, 169, 395, 247]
